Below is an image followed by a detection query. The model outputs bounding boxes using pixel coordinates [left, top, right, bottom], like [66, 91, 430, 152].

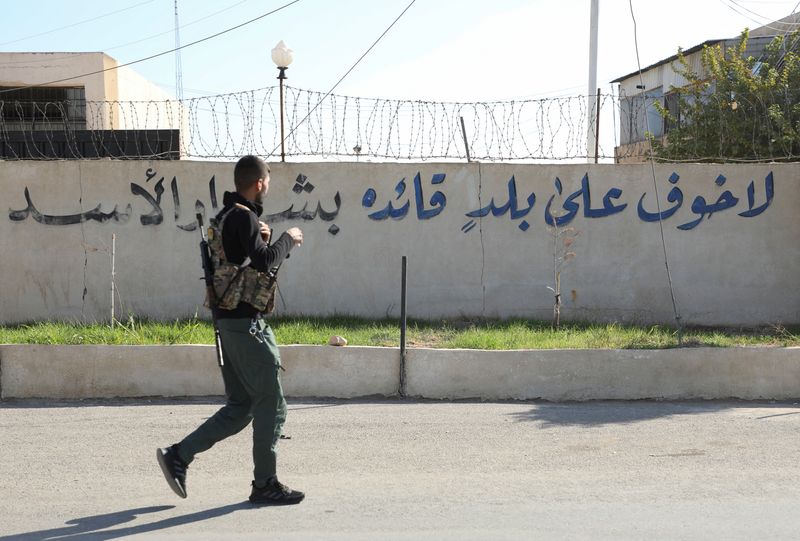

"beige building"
[0, 52, 185, 157]
[611, 13, 800, 163]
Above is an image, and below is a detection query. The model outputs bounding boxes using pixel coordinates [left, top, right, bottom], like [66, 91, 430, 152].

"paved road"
[1, 398, 799, 540]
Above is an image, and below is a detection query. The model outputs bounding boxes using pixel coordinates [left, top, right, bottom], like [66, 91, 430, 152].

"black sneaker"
[249, 477, 305, 505]
[156, 445, 187, 499]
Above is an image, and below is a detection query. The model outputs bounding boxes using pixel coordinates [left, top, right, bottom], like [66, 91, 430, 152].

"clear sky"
[1, 0, 798, 104]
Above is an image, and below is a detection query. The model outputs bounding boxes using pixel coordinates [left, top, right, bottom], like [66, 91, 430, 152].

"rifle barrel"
[197, 212, 225, 367]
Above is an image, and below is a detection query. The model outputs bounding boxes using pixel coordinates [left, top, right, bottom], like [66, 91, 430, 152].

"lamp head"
[271, 40, 294, 68]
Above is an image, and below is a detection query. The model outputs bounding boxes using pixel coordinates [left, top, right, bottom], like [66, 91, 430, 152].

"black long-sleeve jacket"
[215, 191, 294, 319]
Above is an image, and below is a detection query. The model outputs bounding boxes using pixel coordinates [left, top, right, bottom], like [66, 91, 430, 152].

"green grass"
[1, 316, 799, 349]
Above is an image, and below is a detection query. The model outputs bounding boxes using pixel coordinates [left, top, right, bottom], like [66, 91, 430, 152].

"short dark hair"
[234, 155, 269, 191]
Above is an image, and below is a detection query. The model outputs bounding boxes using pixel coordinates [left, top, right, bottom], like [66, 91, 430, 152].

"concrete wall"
[1, 160, 798, 326]
[1, 344, 798, 400]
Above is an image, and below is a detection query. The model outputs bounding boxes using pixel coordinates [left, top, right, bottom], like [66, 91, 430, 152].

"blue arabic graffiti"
[10, 169, 776, 236]
[738, 171, 774, 218]
[461, 171, 774, 234]
[362, 172, 447, 221]
[541, 173, 627, 227]
[636, 171, 774, 231]
[463, 175, 535, 232]
[638, 172, 683, 222]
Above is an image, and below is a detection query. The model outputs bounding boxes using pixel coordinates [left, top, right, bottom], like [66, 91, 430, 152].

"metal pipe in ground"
[111, 233, 116, 328]
[399, 256, 407, 396]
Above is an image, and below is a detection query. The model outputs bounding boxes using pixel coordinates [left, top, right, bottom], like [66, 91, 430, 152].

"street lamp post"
[271, 40, 294, 162]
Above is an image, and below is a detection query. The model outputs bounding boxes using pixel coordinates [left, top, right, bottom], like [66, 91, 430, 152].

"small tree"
[547, 226, 577, 329]
[546, 200, 579, 329]
[653, 29, 800, 162]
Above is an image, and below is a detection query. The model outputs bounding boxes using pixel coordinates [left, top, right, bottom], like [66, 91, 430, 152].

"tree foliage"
[653, 29, 800, 162]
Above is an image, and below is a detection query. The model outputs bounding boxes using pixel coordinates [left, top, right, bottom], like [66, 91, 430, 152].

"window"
[0, 86, 86, 130]
[664, 92, 681, 133]
[619, 86, 664, 144]
[644, 86, 664, 139]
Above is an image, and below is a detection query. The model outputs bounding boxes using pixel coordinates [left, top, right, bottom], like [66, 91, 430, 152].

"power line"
[268, 0, 417, 159]
[718, 0, 766, 25]
[719, 0, 800, 32]
[729, 0, 784, 20]
[0, 0, 155, 47]
[0, 0, 302, 95]
[104, 0, 253, 55]
[628, 0, 683, 344]
[0, 0, 253, 66]
[729, 0, 800, 22]
[153, 82, 234, 96]
[499, 84, 587, 101]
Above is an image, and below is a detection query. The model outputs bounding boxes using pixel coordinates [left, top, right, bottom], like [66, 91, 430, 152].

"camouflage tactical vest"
[207, 203, 278, 314]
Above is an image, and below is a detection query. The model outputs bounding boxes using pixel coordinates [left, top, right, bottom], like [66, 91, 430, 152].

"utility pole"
[586, 0, 599, 163]
[174, 0, 183, 103]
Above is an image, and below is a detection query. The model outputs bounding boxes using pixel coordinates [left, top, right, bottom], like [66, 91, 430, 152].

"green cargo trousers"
[177, 318, 287, 485]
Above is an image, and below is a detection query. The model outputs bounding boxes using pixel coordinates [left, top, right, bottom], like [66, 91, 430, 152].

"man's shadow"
[1, 502, 251, 540]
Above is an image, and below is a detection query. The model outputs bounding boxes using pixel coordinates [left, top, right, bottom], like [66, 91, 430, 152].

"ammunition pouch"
[207, 204, 278, 314]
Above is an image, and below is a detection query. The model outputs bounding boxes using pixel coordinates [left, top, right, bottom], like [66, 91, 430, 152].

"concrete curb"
[1, 344, 799, 400]
[0, 345, 399, 399]
[405, 347, 800, 400]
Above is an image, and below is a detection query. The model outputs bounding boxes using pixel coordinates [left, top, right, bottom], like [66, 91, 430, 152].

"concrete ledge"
[0, 345, 399, 399]
[281, 345, 399, 398]
[405, 347, 800, 400]
[1, 344, 799, 400]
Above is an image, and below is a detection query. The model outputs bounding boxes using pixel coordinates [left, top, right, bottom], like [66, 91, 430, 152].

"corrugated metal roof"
[611, 12, 798, 85]
[611, 40, 725, 84]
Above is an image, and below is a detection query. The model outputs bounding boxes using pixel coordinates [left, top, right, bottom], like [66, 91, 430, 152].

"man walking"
[157, 155, 305, 505]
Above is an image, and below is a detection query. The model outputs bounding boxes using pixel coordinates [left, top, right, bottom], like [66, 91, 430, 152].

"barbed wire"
[0, 85, 795, 162]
